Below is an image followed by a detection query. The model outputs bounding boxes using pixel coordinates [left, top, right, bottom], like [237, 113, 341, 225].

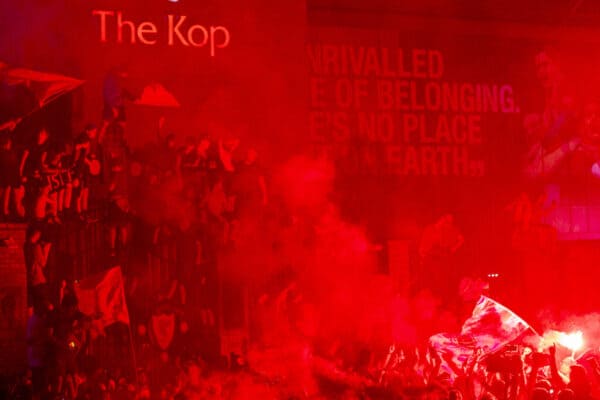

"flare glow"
[558, 330, 584, 352]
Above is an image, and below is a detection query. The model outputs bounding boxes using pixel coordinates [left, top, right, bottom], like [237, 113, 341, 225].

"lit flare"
[558, 331, 584, 352]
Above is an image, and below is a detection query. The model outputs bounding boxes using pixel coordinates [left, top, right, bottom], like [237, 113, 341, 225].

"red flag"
[6, 67, 84, 108]
[429, 332, 478, 377]
[135, 83, 180, 108]
[429, 296, 538, 379]
[75, 266, 130, 328]
[461, 296, 536, 353]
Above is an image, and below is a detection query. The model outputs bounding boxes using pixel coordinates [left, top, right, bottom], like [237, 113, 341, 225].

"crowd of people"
[2, 116, 271, 398]
[374, 342, 600, 400]
[2, 64, 600, 400]
[1, 65, 273, 399]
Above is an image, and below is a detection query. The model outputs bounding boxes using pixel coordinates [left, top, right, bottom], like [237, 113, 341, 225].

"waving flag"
[461, 296, 536, 353]
[5, 66, 84, 108]
[1, 63, 84, 129]
[75, 266, 130, 328]
[429, 296, 538, 379]
[135, 83, 180, 108]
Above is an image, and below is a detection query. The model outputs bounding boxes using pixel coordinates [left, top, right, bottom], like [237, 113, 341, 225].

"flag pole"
[127, 318, 140, 386]
[119, 267, 140, 386]
[76, 266, 141, 386]
[111, 266, 140, 386]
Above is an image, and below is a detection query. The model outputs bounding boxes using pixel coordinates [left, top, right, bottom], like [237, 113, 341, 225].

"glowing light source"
[558, 331, 584, 352]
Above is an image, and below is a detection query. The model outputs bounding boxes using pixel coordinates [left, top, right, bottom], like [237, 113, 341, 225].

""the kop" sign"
[92, 10, 230, 57]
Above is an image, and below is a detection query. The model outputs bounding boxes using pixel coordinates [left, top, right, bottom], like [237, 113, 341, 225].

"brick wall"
[0, 223, 27, 374]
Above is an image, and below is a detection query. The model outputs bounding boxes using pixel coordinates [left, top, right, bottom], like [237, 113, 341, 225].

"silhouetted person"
[0, 134, 24, 218]
[532, 387, 552, 400]
[568, 364, 592, 400]
[102, 66, 134, 125]
[24, 225, 52, 312]
[53, 292, 85, 398]
[558, 389, 576, 400]
[26, 300, 54, 400]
